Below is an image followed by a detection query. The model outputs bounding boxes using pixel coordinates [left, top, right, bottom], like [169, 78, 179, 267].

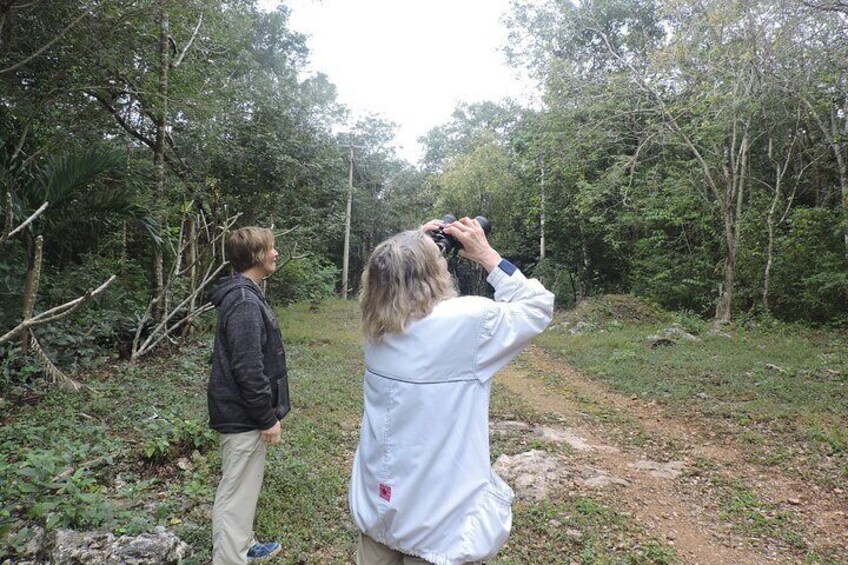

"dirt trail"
[497, 346, 848, 565]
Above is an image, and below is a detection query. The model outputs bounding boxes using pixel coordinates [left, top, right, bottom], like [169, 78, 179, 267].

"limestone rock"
[494, 450, 569, 502]
[45, 526, 190, 564]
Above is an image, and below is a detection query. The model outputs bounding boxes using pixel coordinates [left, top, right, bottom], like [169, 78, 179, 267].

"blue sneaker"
[247, 541, 281, 561]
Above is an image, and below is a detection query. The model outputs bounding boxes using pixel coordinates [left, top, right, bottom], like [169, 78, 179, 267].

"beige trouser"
[356, 534, 433, 565]
[212, 430, 267, 565]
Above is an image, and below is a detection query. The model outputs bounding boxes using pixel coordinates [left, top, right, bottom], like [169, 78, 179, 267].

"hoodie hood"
[210, 273, 263, 308]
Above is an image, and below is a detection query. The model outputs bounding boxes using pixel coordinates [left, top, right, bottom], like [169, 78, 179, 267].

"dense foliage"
[2, 0, 847, 378]
[0, 0, 420, 374]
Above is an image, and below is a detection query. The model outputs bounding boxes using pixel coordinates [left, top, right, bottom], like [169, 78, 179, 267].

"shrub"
[0, 440, 118, 536]
[266, 255, 338, 305]
[768, 209, 848, 324]
[532, 258, 579, 309]
[139, 416, 217, 464]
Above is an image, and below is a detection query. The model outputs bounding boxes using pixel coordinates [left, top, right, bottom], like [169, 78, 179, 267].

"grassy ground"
[1, 297, 845, 563]
[537, 307, 848, 488]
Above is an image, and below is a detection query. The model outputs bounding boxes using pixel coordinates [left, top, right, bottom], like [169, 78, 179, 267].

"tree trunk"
[762, 130, 801, 313]
[578, 221, 589, 300]
[539, 161, 546, 260]
[342, 146, 353, 299]
[0, 1, 14, 51]
[803, 92, 848, 258]
[20, 234, 42, 355]
[715, 208, 736, 323]
[188, 214, 197, 312]
[715, 120, 750, 323]
[152, 4, 169, 321]
[837, 80, 848, 258]
[835, 136, 848, 258]
[763, 194, 778, 312]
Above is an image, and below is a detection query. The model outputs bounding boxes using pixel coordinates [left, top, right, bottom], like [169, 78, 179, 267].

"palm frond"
[32, 148, 125, 205]
[135, 211, 163, 246]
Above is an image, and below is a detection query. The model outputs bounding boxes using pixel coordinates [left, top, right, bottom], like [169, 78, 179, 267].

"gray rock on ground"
[41, 526, 190, 564]
[494, 450, 570, 502]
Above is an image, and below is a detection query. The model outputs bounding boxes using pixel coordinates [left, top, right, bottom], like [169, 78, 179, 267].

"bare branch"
[30, 334, 82, 391]
[800, 0, 848, 15]
[131, 212, 241, 359]
[2, 190, 12, 240]
[11, 1, 49, 10]
[132, 262, 229, 358]
[579, 14, 724, 203]
[171, 14, 203, 68]
[0, 275, 116, 344]
[275, 241, 308, 270]
[0, 200, 48, 245]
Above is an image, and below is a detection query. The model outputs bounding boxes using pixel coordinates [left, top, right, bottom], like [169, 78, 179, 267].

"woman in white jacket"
[349, 217, 555, 565]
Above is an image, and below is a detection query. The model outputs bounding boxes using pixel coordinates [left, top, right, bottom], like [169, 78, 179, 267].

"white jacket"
[349, 262, 555, 565]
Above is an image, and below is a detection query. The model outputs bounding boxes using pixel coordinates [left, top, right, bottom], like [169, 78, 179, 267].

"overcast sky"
[258, 0, 534, 164]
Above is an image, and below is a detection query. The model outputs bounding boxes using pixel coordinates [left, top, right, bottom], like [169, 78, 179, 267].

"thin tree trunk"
[836, 140, 848, 258]
[152, 4, 169, 321]
[539, 160, 546, 260]
[716, 204, 736, 322]
[342, 146, 353, 299]
[837, 87, 848, 257]
[188, 215, 197, 310]
[21, 235, 43, 355]
[803, 93, 848, 258]
[762, 127, 802, 312]
[763, 190, 779, 311]
[578, 221, 589, 299]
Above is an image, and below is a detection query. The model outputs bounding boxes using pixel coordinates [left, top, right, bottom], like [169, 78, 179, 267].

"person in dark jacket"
[208, 226, 291, 564]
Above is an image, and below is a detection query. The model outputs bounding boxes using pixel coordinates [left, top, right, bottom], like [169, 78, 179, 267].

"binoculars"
[429, 214, 491, 255]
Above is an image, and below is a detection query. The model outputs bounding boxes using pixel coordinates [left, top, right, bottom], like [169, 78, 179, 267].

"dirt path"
[496, 346, 848, 565]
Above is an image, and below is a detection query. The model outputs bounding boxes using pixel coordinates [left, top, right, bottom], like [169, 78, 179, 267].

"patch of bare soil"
[497, 345, 848, 565]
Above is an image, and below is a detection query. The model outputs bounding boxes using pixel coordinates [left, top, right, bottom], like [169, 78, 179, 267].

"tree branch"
[131, 212, 241, 359]
[580, 15, 724, 203]
[0, 200, 48, 245]
[0, 7, 91, 75]
[87, 90, 157, 150]
[171, 14, 203, 68]
[30, 334, 83, 391]
[0, 275, 116, 344]
[801, 0, 848, 15]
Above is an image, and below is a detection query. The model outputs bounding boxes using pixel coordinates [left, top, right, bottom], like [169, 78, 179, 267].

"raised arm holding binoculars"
[349, 216, 555, 565]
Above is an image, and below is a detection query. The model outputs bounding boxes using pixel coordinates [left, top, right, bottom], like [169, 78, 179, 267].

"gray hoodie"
[208, 274, 290, 433]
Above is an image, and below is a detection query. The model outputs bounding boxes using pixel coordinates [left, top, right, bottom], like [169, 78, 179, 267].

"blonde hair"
[226, 227, 275, 272]
[361, 230, 457, 342]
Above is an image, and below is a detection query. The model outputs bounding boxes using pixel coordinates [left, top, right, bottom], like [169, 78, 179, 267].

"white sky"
[258, 0, 535, 164]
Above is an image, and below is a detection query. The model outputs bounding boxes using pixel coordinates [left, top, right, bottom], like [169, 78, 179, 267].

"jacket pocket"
[276, 376, 291, 420]
[458, 473, 514, 562]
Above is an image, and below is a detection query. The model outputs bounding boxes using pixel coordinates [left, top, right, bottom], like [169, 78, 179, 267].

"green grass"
[500, 499, 678, 565]
[537, 316, 848, 486]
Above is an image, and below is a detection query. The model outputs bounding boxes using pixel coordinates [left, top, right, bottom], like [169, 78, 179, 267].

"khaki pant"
[212, 430, 267, 565]
[356, 534, 433, 565]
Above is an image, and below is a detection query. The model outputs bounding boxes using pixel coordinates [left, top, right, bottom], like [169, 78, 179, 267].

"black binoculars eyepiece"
[429, 214, 492, 255]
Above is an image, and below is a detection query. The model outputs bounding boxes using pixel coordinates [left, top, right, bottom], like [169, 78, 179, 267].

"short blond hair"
[360, 230, 457, 342]
[226, 227, 275, 273]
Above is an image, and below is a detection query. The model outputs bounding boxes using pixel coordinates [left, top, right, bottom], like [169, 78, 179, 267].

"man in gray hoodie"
[208, 226, 290, 563]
